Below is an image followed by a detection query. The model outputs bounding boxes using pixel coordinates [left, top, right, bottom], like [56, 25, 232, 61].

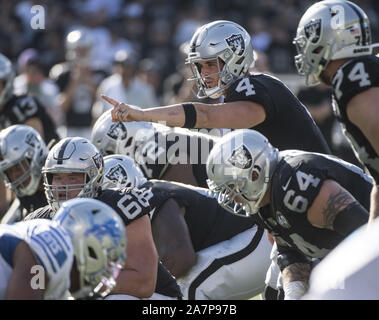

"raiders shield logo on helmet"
[105, 164, 128, 185]
[25, 132, 39, 148]
[226, 34, 245, 56]
[92, 152, 103, 170]
[107, 122, 127, 140]
[304, 19, 321, 43]
[227, 145, 252, 169]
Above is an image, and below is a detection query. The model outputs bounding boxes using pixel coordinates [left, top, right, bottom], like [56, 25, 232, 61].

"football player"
[206, 129, 372, 299]
[293, 1, 379, 222]
[102, 154, 272, 300]
[0, 53, 59, 147]
[23, 137, 182, 300]
[0, 125, 49, 220]
[101, 20, 331, 156]
[91, 110, 218, 188]
[1, 197, 127, 300]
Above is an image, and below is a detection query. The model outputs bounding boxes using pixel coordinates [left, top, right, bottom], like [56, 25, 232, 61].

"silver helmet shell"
[294, 0, 373, 85]
[186, 20, 255, 99]
[0, 125, 48, 197]
[103, 154, 147, 189]
[206, 129, 279, 215]
[43, 137, 104, 211]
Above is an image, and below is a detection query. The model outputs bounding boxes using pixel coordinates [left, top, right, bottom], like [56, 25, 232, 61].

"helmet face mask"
[43, 138, 104, 211]
[186, 20, 255, 99]
[52, 198, 127, 299]
[294, 0, 373, 86]
[206, 130, 278, 216]
[0, 125, 47, 197]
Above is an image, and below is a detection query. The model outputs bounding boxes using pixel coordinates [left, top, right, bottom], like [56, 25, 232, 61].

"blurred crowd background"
[1, 0, 379, 165]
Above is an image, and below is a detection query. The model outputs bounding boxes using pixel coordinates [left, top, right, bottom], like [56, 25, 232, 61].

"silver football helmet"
[91, 110, 158, 158]
[186, 20, 255, 99]
[0, 53, 15, 106]
[103, 154, 147, 189]
[43, 137, 104, 211]
[206, 129, 279, 215]
[0, 125, 48, 197]
[53, 198, 127, 299]
[294, 0, 376, 85]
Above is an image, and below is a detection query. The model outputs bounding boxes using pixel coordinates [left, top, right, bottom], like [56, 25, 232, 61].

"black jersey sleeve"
[225, 74, 277, 123]
[98, 188, 154, 226]
[332, 56, 379, 110]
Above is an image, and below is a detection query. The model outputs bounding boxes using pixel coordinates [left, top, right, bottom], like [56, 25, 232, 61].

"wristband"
[182, 103, 197, 128]
[284, 281, 308, 300]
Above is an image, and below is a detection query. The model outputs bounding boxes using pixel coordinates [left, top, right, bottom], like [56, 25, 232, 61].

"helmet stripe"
[57, 138, 72, 165]
[346, 2, 366, 45]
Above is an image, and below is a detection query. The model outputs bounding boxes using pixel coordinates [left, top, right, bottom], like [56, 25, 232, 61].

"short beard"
[318, 70, 332, 86]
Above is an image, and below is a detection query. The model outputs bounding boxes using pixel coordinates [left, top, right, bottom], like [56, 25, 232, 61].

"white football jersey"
[0, 219, 74, 300]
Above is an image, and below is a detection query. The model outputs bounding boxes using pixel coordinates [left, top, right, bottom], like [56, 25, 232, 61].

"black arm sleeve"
[333, 202, 369, 237]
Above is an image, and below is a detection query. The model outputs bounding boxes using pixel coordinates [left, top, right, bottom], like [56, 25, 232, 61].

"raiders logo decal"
[105, 164, 128, 184]
[25, 133, 39, 148]
[92, 152, 103, 170]
[227, 145, 252, 169]
[304, 19, 321, 43]
[226, 34, 245, 56]
[107, 122, 127, 140]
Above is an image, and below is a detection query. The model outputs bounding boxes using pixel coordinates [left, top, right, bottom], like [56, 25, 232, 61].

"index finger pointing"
[101, 94, 119, 107]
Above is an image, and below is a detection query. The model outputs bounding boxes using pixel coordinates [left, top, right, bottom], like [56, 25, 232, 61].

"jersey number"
[235, 78, 256, 96]
[334, 62, 371, 99]
[117, 188, 153, 220]
[283, 171, 320, 213]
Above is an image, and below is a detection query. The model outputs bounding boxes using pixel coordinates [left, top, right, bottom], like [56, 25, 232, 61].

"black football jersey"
[225, 73, 331, 154]
[19, 189, 48, 215]
[258, 150, 372, 259]
[144, 180, 261, 252]
[0, 94, 60, 146]
[135, 127, 217, 188]
[332, 55, 379, 183]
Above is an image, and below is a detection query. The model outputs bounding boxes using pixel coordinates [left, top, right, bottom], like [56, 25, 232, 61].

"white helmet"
[206, 129, 279, 215]
[103, 154, 147, 189]
[0, 53, 15, 106]
[91, 110, 157, 158]
[186, 20, 255, 99]
[43, 137, 104, 211]
[294, 0, 375, 85]
[53, 198, 127, 299]
[0, 125, 48, 197]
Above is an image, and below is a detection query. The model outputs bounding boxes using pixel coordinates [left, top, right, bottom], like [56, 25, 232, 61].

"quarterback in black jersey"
[0, 125, 49, 221]
[102, 20, 331, 156]
[24, 137, 182, 300]
[207, 130, 371, 299]
[91, 110, 217, 188]
[294, 1, 379, 222]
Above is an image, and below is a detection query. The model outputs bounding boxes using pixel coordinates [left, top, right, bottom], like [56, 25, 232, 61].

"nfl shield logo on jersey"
[226, 34, 245, 56]
[276, 211, 291, 229]
[227, 145, 252, 169]
[304, 19, 321, 43]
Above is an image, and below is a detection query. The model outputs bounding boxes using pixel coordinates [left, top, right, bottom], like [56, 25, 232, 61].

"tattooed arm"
[275, 240, 311, 300]
[307, 179, 369, 234]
